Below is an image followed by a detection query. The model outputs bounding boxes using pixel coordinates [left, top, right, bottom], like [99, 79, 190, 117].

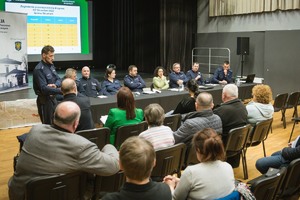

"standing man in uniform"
[33, 45, 62, 124]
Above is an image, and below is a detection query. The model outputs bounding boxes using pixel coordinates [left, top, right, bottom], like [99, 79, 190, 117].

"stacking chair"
[273, 93, 288, 129]
[277, 158, 300, 199]
[76, 127, 110, 150]
[246, 118, 273, 157]
[93, 171, 125, 200]
[114, 121, 148, 148]
[284, 92, 300, 119]
[248, 167, 286, 200]
[289, 117, 300, 142]
[26, 171, 87, 200]
[151, 143, 186, 180]
[163, 113, 181, 131]
[225, 124, 251, 179]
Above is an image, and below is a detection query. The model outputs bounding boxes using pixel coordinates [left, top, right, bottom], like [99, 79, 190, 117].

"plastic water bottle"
[235, 78, 240, 86]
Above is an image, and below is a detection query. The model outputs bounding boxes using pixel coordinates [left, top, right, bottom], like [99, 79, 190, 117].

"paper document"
[100, 115, 108, 124]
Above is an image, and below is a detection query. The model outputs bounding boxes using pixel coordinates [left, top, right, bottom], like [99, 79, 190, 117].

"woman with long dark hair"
[104, 87, 144, 144]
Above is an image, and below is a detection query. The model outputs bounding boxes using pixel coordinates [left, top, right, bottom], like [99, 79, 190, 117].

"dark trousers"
[36, 95, 57, 125]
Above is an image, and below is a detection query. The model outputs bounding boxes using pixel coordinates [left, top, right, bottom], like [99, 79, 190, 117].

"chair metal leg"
[262, 141, 266, 157]
[282, 110, 286, 129]
[289, 121, 297, 143]
[241, 150, 248, 180]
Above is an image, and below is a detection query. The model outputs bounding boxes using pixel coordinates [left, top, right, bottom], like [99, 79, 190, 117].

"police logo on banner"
[15, 41, 22, 51]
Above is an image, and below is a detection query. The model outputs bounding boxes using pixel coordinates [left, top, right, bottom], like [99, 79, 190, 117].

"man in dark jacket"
[213, 84, 248, 168]
[61, 78, 95, 131]
[256, 135, 300, 174]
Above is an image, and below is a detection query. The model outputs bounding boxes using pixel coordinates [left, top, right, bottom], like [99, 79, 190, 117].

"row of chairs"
[273, 91, 300, 129]
[248, 158, 300, 200]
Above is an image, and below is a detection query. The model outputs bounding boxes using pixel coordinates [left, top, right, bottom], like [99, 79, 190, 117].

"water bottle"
[235, 78, 240, 86]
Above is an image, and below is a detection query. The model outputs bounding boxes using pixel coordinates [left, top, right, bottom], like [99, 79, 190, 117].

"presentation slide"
[2, 0, 91, 59]
[6, 2, 81, 54]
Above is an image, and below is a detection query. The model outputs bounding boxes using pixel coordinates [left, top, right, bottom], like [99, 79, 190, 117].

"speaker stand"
[240, 54, 244, 78]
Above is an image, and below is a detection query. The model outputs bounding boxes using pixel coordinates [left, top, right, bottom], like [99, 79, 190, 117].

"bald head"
[61, 78, 76, 95]
[53, 101, 81, 132]
[222, 84, 238, 102]
[196, 92, 214, 110]
[81, 66, 90, 79]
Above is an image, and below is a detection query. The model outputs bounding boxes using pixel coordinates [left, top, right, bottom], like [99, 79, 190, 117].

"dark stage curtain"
[93, 0, 196, 73]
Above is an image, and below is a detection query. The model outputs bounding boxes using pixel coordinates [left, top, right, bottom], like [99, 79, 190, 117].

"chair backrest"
[184, 144, 199, 166]
[278, 158, 300, 198]
[215, 190, 240, 200]
[93, 171, 125, 200]
[114, 121, 148, 148]
[225, 124, 251, 156]
[248, 118, 273, 145]
[286, 92, 300, 109]
[273, 93, 288, 112]
[151, 143, 186, 179]
[163, 114, 181, 131]
[76, 127, 110, 150]
[251, 167, 286, 200]
[26, 172, 87, 200]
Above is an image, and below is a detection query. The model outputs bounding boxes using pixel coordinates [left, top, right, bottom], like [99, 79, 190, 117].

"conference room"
[0, 0, 299, 199]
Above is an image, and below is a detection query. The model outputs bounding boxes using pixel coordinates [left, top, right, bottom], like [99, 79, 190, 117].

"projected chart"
[6, 2, 81, 54]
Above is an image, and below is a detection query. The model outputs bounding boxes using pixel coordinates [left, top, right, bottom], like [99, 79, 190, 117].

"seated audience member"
[104, 87, 144, 144]
[8, 101, 119, 200]
[164, 128, 235, 199]
[124, 65, 146, 93]
[213, 84, 248, 145]
[173, 92, 222, 145]
[102, 137, 172, 200]
[79, 66, 101, 97]
[213, 84, 247, 168]
[169, 63, 188, 88]
[139, 103, 174, 150]
[64, 68, 84, 94]
[211, 61, 233, 84]
[256, 135, 300, 174]
[186, 62, 204, 85]
[173, 79, 200, 115]
[246, 84, 274, 126]
[101, 66, 122, 95]
[61, 78, 95, 131]
[152, 66, 169, 90]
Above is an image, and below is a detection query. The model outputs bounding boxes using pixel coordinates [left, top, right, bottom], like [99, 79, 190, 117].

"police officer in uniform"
[186, 62, 204, 85]
[169, 63, 188, 88]
[33, 45, 62, 124]
[124, 65, 146, 93]
[211, 60, 233, 84]
[79, 66, 101, 97]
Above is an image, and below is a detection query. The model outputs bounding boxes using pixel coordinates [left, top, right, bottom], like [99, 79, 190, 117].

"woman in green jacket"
[104, 86, 144, 144]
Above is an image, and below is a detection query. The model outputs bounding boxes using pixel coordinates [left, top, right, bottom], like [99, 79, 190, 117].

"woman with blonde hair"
[246, 84, 274, 126]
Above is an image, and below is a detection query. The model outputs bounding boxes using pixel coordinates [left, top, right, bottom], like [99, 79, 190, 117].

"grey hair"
[223, 84, 238, 98]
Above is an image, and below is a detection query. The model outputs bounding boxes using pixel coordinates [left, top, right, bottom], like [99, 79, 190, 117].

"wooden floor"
[0, 107, 299, 200]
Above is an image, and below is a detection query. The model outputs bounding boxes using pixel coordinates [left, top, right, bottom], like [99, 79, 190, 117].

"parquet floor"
[0, 107, 299, 200]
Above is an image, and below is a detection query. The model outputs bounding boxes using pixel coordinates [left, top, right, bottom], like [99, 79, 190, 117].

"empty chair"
[163, 113, 181, 131]
[26, 171, 87, 200]
[225, 124, 251, 179]
[151, 143, 186, 180]
[114, 121, 148, 148]
[273, 93, 288, 129]
[284, 92, 300, 119]
[76, 127, 110, 149]
[246, 118, 273, 157]
[248, 167, 286, 200]
[277, 158, 300, 199]
[289, 117, 300, 142]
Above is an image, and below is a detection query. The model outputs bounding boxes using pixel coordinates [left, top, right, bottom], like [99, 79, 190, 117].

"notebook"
[245, 74, 255, 83]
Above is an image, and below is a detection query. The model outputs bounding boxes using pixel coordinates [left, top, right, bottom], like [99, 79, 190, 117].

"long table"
[89, 83, 255, 123]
